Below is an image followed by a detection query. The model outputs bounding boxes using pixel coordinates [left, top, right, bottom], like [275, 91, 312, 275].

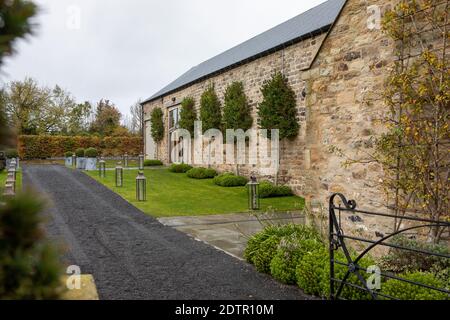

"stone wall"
[143, 0, 395, 216]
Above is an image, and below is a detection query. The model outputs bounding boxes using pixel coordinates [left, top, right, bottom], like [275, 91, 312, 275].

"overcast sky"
[2, 0, 326, 118]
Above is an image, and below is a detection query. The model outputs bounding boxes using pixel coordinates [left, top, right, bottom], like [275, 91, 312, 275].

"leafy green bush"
[168, 163, 193, 173]
[270, 238, 323, 284]
[186, 167, 217, 179]
[296, 246, 328, 296]
[64, 151, 73, 158]
[381, 271, 448, 300]
[75, 148, 85, 157]
[252, 236, 281, 274]
[296, 248, 375, 300]
[144, 159, 163, 166]
[379, 235, 450, 273]
[84, 147, 98, 158]
[245, 224, 321, 275]
[259, 181, 293, 198]
[0, 193, 62, 299]
[5, 149, 18, 158]
[213, 173, 248, 187]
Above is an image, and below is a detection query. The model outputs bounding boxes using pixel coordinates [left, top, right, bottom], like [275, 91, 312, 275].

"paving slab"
[158, 213, 305, 259]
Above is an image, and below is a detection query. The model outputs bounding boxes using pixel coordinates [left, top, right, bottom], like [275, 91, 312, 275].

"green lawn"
[86, 168, 304, 217]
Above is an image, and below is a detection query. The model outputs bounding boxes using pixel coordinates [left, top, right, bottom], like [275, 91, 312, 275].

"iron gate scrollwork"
[329, 193, 450, 300]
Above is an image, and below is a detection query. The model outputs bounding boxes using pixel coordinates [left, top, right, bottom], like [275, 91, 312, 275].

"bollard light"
[123, 153, 129, 167]
[99, 158, 106, 178]
[7, 167, 16, 181]
[136, 171, 147, 201]
[138, 154, 144, 170]
[6, 176, 15, 193]
[72, 153, 76, 167]
[247, 176, 260, 210]
[115, 164, 123, 187]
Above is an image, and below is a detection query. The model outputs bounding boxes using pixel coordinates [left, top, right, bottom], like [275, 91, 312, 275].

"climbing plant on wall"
[223, 81, 253, 132]
[178, 97, 196, 137]
[200, 85, 222, 132]
[336, 1, 449, 242]
[257, 72, 299, 139]
[376, 0, 449, 241]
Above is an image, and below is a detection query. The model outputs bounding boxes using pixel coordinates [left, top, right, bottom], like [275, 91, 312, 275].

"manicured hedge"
[259, 181, 293, 198]
[18, 135, 143, 159]
[144, 160, 163, 167]
[186, 167, 217, 179]
[168, 163, 193, 173]
[213, 173, 248, 187]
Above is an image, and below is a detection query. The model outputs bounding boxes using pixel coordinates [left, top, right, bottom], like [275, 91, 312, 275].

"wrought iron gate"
[329, 193, 450, 300]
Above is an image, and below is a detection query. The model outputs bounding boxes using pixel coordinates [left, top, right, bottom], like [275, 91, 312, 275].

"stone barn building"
[141, 0, 397, 211]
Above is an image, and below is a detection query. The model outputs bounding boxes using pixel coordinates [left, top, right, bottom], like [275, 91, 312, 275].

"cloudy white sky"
[2, 0, 327, 117]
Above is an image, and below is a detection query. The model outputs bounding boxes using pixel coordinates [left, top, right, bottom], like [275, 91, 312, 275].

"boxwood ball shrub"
[84, 147, 98, 158]
[245, 224, 318, 275]
[296, 247, 375, 300]
[259, 181, 293, 198]
[213, 173, 248, 187]
[144, 159, 163, 167]
[186, 167, 218, 179]
[381, 271, 448, 300]
[168, 163, 192, 173]
[64, 151, 73, 158]
[270, 238, 324, 284]
[75, 148, 85, 157]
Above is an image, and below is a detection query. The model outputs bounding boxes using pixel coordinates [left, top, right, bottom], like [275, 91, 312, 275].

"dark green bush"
[179, 97, 196, 137]
[213, 173, 248, 187]
[64, 151, 73, 158]
[5, 149, 18, 158]
[296, 248, 375, 300]
[270, 238, 323, 284]
[381, 271, 448, 300]
[84, 147, 98, 158]
[144, 159, 163, 166]
[200, 85, 222, 132]
[379, 235, 450, 274]
[186, 167, 217, 179]
[168, 163, 193, 173]
[150, 108, 164, 143]
[75, 148, 85, 157]
[257, 72, 299, 139]
[259, 181, 293, 198]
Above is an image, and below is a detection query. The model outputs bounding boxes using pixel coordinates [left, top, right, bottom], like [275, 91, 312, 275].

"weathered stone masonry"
[143, 0, 396, 212]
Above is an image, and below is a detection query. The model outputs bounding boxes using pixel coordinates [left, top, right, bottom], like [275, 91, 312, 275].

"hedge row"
[18, 135, 143, 160]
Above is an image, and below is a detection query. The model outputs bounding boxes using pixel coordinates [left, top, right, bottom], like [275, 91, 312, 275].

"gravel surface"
[22, 165, 309, 300]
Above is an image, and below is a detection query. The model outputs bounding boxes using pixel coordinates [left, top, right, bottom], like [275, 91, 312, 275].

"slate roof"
[143, 0, 346, 104]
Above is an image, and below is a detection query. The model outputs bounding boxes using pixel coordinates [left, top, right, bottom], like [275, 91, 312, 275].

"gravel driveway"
[22, 165, 308, 300]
